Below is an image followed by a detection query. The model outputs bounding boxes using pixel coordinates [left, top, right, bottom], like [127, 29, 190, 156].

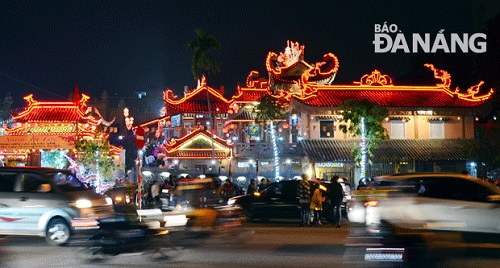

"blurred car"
[167, 177, 225, 211]
[228, 179, 333, 222]
[0, 167, 114, 246]
[160, 178, 243, 240]
[348, 172, 500, 235]
[103, 185, 138, 215]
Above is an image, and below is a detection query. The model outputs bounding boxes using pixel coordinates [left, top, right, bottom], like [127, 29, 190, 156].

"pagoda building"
[138, 41, 494, 186]
[138, 76, 234, 177]
[0, 89, 111, 167]
[225, 41, 494, 183]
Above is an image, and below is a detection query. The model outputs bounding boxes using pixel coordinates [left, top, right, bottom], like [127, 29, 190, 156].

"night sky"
[0, 0, 494, 109]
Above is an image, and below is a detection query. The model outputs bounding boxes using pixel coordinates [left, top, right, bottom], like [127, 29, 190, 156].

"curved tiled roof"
[293, 86, 488, 108]
[13, 104, 91, 122]
[227, 110, 256, 122]
[301, 139, 485, 163]
[231, 87, 269, 103]
[163, 81, 232, 115]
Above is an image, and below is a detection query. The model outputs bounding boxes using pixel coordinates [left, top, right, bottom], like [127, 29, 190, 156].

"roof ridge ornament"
[425, 63, 494, 102]
[354, 69, 393, 86]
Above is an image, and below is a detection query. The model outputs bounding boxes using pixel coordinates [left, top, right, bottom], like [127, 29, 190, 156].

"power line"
[0, 71, 66, 99]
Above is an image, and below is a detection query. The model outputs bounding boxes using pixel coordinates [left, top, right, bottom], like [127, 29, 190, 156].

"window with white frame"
[390, 121, 406, 139]
[429, 121, 445, 138]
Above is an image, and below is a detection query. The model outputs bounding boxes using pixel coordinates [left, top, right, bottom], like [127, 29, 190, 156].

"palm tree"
[188, 29, 221, 173]
[188, 29, 221, 80]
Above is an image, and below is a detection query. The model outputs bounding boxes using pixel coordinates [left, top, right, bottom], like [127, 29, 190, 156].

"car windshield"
[48, 171, 89, 192]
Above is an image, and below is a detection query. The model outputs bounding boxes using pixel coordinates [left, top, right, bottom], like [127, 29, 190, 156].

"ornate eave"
[12, 94, 98, 123]
[163, 76, 232, 115]
[293, 66, 494, 109]
[139, 116, 171, 128]
[232, 86, 270, 103]
[7, 93, 101, 135]
[164, 128, 232, 160]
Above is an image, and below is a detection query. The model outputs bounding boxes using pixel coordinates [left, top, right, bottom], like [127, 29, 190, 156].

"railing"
[233, 142, 303, 157]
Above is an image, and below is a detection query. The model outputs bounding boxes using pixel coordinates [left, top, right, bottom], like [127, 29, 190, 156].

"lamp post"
[249, 159, 254, 179]
[286, 158, 291, 180]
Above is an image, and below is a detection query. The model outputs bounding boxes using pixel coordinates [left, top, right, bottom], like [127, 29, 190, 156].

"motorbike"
[77, 217, 179, 262]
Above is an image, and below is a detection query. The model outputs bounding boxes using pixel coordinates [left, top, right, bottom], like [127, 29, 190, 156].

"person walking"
[246, 179, 257, 195]
[150, 180, 161, 208]
[330, 175, 344, 228]
[310, 183, 325, 226]
[297, 173, 311, 227]
[222, 179, 235, 203]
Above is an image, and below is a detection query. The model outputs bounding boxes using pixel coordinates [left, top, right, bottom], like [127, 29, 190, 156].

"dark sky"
[0, 0, 492, 108]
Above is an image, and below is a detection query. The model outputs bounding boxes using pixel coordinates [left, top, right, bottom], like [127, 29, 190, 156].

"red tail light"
[364, 200, 379, 207]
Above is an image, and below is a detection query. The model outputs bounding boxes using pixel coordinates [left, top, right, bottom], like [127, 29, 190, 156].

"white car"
[348, 173, 500, 235]
[0, 167, 114, 246]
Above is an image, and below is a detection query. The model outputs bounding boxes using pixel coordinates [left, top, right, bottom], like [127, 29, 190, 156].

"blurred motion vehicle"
[103, 185, 137, 216]
[0, 167, 114, 246]
[228, 179, 335, 222]
[163, 177, 244, 242]
[348, 172, 500, 236]
[77, 217, 171, 261]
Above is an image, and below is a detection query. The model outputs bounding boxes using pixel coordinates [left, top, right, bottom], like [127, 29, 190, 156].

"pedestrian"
[297, 173, 311, 227]
[150, 180, 161, 207]
[258, 178, 267, 191]
[246, 179, 257, 195]
[330, 175, 344, 228]
[222, 179, 235, 202]
[310, 183, 325, 226]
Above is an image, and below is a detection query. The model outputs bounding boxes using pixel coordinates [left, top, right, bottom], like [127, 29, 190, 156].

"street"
[1, 221, 499, 268]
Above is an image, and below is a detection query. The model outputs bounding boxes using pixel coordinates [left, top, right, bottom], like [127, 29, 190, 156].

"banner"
[0, 135, 75, 150]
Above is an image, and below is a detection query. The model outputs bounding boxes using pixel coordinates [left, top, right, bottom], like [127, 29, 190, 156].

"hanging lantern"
[279, 128, 282, 133]
[283, 123, 289, 129]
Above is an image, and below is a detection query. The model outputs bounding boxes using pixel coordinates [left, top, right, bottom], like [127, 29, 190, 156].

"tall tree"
[253, 94, 287, 178]
[188, 29, 221, 172]
[0, 92, 13, 123]
[187, 29, 221, 80]
[254, 95, 287, 129]
[338, 100, 388, 178]
[75, 130, 122, 191]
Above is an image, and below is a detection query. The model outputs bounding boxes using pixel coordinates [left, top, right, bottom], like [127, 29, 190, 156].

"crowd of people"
[298, 174, 344, 228]
[112, 172, 346, 229]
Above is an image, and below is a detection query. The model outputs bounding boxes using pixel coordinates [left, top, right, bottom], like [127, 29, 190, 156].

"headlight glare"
[76, 199, 92, 208]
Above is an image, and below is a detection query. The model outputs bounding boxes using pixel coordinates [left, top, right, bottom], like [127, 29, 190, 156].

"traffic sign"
[135, 127, 145, 149]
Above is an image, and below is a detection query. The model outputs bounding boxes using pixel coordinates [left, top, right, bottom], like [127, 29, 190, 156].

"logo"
[373, 22, 487, 53]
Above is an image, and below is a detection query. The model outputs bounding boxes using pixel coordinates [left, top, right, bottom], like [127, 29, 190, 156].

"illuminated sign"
[316, 162, 344, 168]
[0, 135, 75, 150]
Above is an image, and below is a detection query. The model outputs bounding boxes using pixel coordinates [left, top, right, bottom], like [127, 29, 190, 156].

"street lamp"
[249, 159, 254, 179]
[286, 158, 291, 180]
